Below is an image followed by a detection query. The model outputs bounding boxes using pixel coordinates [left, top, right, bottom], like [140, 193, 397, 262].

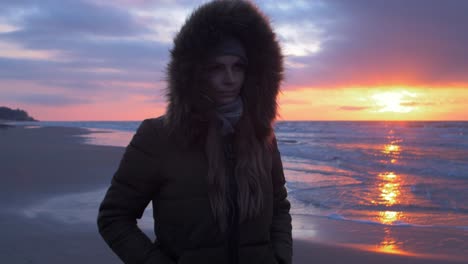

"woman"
[97, 1, 292, 263]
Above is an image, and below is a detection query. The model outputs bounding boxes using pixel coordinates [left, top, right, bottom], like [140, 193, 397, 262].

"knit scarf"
[214, 97, 243, 136]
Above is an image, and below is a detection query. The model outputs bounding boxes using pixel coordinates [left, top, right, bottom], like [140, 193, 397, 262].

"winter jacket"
[97, 1, 292, 263]
[97, 117, 291, 264]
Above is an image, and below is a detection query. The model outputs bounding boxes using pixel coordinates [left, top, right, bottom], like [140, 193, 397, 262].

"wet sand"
[0, 124, 466, 263]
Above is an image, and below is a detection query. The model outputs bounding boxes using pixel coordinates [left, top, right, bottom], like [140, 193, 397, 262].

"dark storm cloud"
[281, 0, 468, 88]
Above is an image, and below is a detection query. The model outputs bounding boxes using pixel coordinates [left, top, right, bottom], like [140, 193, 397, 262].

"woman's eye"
[233, 63, 246, 71]
[206, 64, 223, 72]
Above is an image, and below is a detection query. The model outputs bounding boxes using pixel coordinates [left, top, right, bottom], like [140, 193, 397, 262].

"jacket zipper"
[224, 136, 239, 264]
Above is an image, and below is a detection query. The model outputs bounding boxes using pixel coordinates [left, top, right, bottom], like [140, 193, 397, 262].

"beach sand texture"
[0, 125, 466, 263]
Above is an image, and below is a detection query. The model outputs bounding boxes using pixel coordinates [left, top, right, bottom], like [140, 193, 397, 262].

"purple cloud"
[280, 0, 468, 88]
[1, 0, 467, 109]
[6, 93, 91, 106]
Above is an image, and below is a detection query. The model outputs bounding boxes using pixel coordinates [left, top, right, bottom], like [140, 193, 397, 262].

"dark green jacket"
[97, 117, 292, 264]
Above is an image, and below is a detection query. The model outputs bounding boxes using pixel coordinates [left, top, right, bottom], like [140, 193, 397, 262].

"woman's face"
[204, 55, 246, 105]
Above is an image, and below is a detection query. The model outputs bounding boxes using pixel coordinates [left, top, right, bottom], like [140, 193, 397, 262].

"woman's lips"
[218, 91, 239, 97]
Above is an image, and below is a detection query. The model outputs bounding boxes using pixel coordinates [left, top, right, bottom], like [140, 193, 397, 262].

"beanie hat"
[209, 35, 248, 64]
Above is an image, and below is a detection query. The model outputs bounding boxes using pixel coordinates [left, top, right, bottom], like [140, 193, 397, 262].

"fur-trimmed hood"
[164, 0, 283, 142]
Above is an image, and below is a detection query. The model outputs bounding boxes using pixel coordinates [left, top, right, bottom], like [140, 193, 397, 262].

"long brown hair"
[204, 108, 273, 232]
[164, 0, 283, 232]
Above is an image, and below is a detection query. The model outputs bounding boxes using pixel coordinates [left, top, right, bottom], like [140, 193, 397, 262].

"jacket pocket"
[177, 246, 226, 264]
[239, 242, 279, 264]
[176, 243, 278, 264]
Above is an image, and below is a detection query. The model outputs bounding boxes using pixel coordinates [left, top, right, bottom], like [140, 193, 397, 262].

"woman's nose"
[223, 68, 235, 83]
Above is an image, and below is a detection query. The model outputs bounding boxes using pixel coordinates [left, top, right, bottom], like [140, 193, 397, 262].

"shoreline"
[292, 214, 467, 263]
[0, 124, 125, 207]
[0, 125, 466, 263]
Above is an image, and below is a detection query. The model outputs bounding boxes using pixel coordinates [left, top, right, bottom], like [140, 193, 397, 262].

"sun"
[371, 90, 417, 113]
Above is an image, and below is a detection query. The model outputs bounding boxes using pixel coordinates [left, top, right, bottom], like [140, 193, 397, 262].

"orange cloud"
[278, 86, 468, 121]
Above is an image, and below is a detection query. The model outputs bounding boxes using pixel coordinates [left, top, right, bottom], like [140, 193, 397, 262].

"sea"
[14, 121, 468, 238]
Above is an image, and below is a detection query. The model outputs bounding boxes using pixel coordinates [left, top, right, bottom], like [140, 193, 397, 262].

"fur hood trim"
[164, 0, 283, 141]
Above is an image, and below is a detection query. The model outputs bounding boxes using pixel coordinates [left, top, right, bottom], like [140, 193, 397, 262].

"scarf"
[214, 97, 243, 136]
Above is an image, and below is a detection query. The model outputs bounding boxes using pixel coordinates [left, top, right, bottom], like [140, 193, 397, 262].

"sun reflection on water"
[379, 211, 402, 224]
[375, 131, 406, 254]
[378, 227, 404, 255]
[383, 144, 400, 154]
[379, 175, 401, 206]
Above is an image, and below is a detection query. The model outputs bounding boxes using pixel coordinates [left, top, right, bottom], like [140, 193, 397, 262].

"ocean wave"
[326, 213, 428, 227]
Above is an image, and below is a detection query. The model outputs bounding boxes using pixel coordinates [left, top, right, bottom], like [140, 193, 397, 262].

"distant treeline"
[0, 106, 37, 121]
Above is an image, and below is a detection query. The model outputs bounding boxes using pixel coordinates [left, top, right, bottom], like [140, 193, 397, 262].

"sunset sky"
[0, 0, 467, 121]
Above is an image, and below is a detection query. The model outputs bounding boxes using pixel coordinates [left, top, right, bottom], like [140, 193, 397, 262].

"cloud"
[280, 0, 468, 88]
[1, 0, 467, 113]
[0, 0, 170, 94]
[0, 21, 169, 65]
[7, 93, 91, 106]
[1, 0, 149, 36]
[0, 57, 165, 88]
[400, 101, 436, 107]
[338, 106, 370, 111]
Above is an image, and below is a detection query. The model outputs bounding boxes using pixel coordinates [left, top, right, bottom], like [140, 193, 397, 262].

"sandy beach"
[0, 124, 466, 263]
